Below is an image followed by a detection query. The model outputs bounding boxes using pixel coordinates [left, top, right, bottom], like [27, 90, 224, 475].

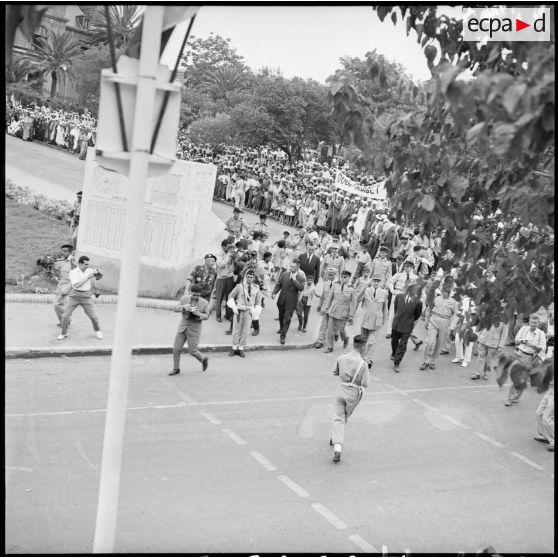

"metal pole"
[92, 6, 164, 553]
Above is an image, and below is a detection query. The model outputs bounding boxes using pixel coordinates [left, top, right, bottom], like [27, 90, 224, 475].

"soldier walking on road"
[330, 334, 370, 463]
[324, 270, 357, 353]
[227, 270, 263, 357]
[169, 284, 209, 376]
[358, 273, 389, 368]
[315, 267, 338, 349]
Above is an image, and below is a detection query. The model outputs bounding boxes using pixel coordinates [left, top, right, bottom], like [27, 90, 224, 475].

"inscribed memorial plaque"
[77, 150, 223, 298]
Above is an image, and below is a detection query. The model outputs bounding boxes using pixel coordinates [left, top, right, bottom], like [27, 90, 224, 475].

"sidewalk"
[5, 297, 321, 359]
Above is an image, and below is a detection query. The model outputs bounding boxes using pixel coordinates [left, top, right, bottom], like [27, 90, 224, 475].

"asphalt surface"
[4, 134, 555, 555]
[5, 346, 554, 554]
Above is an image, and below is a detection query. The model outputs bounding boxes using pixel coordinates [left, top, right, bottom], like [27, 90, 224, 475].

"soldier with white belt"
[330, 335, 370, 463]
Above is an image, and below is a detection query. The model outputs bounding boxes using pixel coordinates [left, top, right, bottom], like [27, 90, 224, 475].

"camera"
[36, 255, 55, 270]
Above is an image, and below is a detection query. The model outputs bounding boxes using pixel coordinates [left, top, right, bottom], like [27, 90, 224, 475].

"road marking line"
[249, 451, 277, 472]
[510, 451, 545, 471]
[349, 534, 379, 553]
[5, 385, 505, 418]
[278, 475, 310, 498]
[474, 432, 505, 448]
[383, 382, 401, 391]
[312, 503, 347, 530]
[5, 466, 34, 473]
[442, 414, 471, 429]
[411, 399, 438, 412]
[177, 391, 197, 405]
[221, 428, 247, 445]
[199, 411, 221, 425]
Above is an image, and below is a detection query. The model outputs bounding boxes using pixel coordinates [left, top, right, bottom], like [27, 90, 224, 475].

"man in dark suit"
[391, 283, 423, 373]
[298, 243, 320, 285]
[272, 259, 306, 344]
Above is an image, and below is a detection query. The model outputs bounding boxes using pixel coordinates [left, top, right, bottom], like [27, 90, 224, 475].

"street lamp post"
[92, 6, 164, 553]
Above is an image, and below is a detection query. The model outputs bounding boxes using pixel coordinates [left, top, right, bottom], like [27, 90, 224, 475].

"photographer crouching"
[57, 255, 103, 340]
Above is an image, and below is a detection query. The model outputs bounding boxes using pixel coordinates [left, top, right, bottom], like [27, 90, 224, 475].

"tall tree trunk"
[50, 71, 57, 98]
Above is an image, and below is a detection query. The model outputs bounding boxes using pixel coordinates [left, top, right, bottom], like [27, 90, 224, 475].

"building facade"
[13, 5, 103, 100]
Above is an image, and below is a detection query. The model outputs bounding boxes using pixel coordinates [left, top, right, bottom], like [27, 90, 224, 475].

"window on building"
[32, 24, 48, 47]
[75, 15, 90, 30]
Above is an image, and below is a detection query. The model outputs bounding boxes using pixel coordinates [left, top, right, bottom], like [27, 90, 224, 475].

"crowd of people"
[6, 101, 96, 159]
[21, 113, 552, 463]
[168, 194, 555, 462]
[177, 138, 390, 237]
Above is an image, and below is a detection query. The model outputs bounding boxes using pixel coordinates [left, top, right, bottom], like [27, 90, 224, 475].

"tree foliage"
[180, 33, 247, 89]
[197, 64, 251, 103]
[328, 6, 554, 326]
[71, 44, 124, 112]
[229, 102, 275, 147]
[88, 5, 143, 49]
[249, 75, 335, 164]
[187, 113, 233, 147]
[22, 30, 83, 98]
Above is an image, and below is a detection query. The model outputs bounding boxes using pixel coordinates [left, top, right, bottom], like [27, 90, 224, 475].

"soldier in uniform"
[315, 267, 338, 349]
[225, 207, 248, 241]
[53, 244, 76, 327]
[169, 284, 209, 376]
[227, 269, 263, 357]
[321, 243, 345, 280]
[419, 282, 459, 370]
[366, 245, 392, 290]
[330, 334, 370, 463]
[358, 273, 389, 368]
[323, 270, 358, 353]
[187, 253, 217, 301]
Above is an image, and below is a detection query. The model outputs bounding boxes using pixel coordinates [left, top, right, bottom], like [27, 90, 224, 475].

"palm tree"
[23, 30, 82, 98]
[88, 5, 143, 49]
[6, 56, 40, 84]
[198, 65, 249, 102]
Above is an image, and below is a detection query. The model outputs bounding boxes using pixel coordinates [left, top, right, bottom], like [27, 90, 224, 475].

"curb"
[5, 342, 317, 359]
[5, 294, 177, 310]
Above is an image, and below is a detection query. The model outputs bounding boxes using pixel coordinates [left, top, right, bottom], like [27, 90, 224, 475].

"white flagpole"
[93, 6, 164, 553]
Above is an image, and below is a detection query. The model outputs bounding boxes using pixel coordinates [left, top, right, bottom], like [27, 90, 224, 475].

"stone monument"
[77, 150, 224, 298]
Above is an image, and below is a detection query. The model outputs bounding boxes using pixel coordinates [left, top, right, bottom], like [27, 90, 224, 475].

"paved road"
[5, 133, 554, 555]
[5, 346, 554, 554]
[5, 134, 295, 241]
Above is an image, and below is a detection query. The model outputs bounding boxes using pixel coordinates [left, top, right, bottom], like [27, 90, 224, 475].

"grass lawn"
[5, 196, 73, 292]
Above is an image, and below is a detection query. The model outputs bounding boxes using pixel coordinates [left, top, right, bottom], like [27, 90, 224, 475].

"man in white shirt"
[505, 315, 547, 406]
[57, 255, 103, 340]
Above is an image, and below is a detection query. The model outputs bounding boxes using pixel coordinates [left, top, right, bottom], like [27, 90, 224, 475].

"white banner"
[334, 170, 387, 200]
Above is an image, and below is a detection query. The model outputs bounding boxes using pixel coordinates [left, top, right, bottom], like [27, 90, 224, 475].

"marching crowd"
[170, 203, 554, 461]
[21, 116, 552, 462]
[6, 101, 96, 160]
